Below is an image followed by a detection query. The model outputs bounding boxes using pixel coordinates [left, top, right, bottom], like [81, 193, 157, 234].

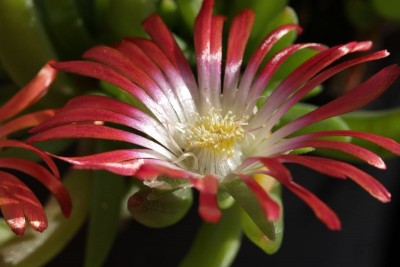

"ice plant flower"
[0, 62, 71, 235]
[29, 0, 400, 230]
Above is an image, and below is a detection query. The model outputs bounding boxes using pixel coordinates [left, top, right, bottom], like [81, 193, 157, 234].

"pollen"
[184, 110, 248, 157]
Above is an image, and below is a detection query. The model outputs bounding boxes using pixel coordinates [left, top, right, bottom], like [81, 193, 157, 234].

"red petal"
[52, 61, 166, 120]
[0, 185, 26, 235]
[223, 10, 255, 109]
[240, 174, 281, 221]
[0, 61, 56, 123]
[270, 64, 400, 142]
[142, 14, 198, 101]
[0, 139, 60, 177]
[28, 124, 175, 160]
[270, 138, 386, 169]
[258, 157, 341, 230]
[276, 155, 391, 202]
[0, 171, 47, 232]
[190, 174, 222, 223]
[0, 109, 55, 138]
[0, 158, 72, 218]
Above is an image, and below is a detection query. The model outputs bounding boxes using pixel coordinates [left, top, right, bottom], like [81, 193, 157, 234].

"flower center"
[184, 110, 248, 157]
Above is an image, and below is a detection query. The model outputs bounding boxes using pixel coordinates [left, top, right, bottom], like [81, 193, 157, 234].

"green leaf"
[176, 0, 202, 31]
[102, 0, 157, 43]
[342, 108, 400, 158]
[222, 179, 277, 241]
[35, 0, 95, 60]
[370, 0, 400, 21]
[0, 0, 57, 85]
[128, 185, 193, 228]
[240, 176, 283, 254]
[84, 171, 125, 267]
[0, 169, 93, 267]
[179, 205, 242, 267]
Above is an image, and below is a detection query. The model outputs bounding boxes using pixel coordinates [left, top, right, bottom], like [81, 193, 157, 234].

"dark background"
[46, 0, 400, 266]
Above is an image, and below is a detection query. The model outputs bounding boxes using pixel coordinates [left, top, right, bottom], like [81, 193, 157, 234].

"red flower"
[0, 62, 71, 235]
[29, 0, 400, 230]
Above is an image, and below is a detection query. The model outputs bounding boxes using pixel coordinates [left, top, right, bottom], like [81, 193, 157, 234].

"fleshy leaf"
[84, 170, 125, 267]
[128, 184, 193, 228]
[179, 205, 242, 267]
[222, 178, 279, 240]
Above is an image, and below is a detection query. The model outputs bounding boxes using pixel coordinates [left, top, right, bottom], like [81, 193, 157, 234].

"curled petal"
[0, 158, 72, 218]
[0, 61, 57, 123]
[276, 155, 391, 203]
[0, 186, 26, 235]
[0, 171, 47, 233]
[257, 157, 341, 230]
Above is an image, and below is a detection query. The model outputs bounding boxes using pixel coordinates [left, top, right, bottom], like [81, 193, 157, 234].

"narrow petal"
[191, 174, 222, 223]
[0, 61, 56, 123]
[83, 46, 182, 122]
[53, 149, 165, 176]
[245, 43, 327, 111]
[194, 0, 214, 98]
[0, 158, 72, 218]
[257, 157, 341, 230]
[0, 171, 47, 232]
[142, 14, 199, 101]
[127, 38, 197, 117]
[0, 110, 56, 138]
[207, 15, 225, 109]
[222, 10, 255, 110]
[28, 124, 176, 160]
[267, 139, 386, 169]
[239, 174, 281, 221]
[269, 64, 400, 142]
[0, 139, 60, 177]
[257, 50, 390, 136]
[0, 186, 26, 235]
[276, 155, 391, 203]
[250, 41, 374, 130]
[234, 24, 302, 110]
[52, 61, 167, 121]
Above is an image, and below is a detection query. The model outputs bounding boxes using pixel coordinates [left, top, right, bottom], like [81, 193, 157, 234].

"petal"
[234, 24, 302, 110]
[0, 110, 56, 138]
[222, 10, 255, 110]
[0, 139, 60, 177]
[0, 158, 72, 218]
[28, 124, 176, 160]
[239, 174, 281, 221]
[83, 46, 182, 122]
[141, 14, 198, 102]
[257, 157, 341, 230]
[191, 174, 222, 223]
[257, 50, 390, 137]
[0, 185, 26, 235]
[276, 155, 391, 203]
[53, 149, 165, 176]
[269, 64, 400, 142]
[267, 139, 386, 169]
[250, 41, 374, 130]
[0, 61, 56, 123]
[0, 171, 47, 232]
[52, 61, 167, 121]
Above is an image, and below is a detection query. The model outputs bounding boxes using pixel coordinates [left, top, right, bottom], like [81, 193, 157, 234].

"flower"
[0, 62, 71, 235]
[29, 0, 400, 230]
